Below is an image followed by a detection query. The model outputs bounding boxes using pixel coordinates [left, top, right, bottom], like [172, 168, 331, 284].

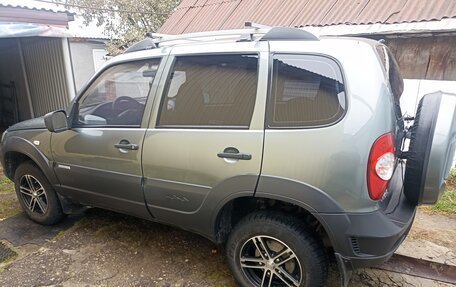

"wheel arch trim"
[211, 176, 351, 251]
[3, 136, 57, 184]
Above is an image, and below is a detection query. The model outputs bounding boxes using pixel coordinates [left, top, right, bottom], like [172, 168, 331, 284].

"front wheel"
[226, 212, 328, 287]
[14, 162, 64, 225]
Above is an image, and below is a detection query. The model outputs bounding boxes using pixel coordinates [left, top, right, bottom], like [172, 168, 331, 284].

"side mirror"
[44, 110, 69, 133]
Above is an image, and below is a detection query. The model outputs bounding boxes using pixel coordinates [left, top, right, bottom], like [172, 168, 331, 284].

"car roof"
[104, 27, 379, 67]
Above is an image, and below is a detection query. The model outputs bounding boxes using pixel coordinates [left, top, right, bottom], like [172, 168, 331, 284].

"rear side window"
[376, 45, 404, 101]
[268, 54, 346, 128]
[157, 54, 258, 128]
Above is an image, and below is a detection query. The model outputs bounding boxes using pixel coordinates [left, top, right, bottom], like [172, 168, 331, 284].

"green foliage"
[0, 174, 21, 219]
[447, 168, 456, 189]
[0, 176, 13, 194]
[60, 0, 180, 54]
[430, 190, 456, 214]
[422, 169, 456, 215]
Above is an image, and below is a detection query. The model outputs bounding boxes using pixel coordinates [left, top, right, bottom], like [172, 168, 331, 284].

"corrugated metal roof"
[305, 18, 456, 36]
[0, 1, 108, 39]
[160, 0, 456, 34]
[220, 0, 260, 29]
[0, 0, 71, 14]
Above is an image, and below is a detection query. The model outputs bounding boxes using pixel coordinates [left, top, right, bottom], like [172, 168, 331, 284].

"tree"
[60, 0, 180, 54]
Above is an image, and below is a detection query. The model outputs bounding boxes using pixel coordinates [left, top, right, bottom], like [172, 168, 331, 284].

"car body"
[1, 27, 455, 287]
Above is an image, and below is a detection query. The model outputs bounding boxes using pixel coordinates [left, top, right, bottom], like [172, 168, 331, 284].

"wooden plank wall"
[386, 35, 456, 80]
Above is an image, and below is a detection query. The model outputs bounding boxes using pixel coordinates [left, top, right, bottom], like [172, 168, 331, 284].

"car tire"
[14, 162, 64, 225]
[226, 211, 328, 287]
[404, 93, 443, 205]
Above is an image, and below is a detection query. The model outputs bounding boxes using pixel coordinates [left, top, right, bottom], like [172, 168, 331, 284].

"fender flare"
[3, 135, 58, 185]
[211, 175, 350, 252]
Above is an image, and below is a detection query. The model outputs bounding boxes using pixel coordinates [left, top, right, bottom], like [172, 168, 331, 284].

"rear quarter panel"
[261, 39, 396, 213]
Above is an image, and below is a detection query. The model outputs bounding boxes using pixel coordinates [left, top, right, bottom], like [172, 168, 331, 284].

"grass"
[0, 170, 21, 220]
[0, 200, 21, 220]
[446, 168, 456, 190]
[423, 168, 456, 215]
[0, 176, 14, 194]
[427, 189, 456, 214]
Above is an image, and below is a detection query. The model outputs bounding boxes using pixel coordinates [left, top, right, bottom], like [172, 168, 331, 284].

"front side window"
[76, 59, 160, 127]
[269, 54, 346, 128]
[157, 54, 259, 128]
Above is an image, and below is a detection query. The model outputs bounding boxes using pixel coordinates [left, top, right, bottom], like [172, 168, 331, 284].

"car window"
[268, 54, 346, 128]
[157, 54, 258, 128]
[76, 59, 160, 127]
[375, 45, 404, 101]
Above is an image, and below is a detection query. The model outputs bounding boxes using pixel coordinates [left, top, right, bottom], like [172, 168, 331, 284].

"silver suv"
[1, 26, 456, 287]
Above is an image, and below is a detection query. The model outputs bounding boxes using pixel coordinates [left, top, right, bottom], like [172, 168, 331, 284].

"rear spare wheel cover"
[404, 92, 456, 205]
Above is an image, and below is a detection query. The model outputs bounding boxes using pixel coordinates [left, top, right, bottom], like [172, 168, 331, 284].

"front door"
[142, 42, 269, 234]
[52, 58, 164, 219]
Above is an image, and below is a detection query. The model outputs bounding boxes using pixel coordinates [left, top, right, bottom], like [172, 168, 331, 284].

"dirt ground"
[0, 168, 20, 221]
[0, 208, 454, 287]
[0, 169, 455, 286]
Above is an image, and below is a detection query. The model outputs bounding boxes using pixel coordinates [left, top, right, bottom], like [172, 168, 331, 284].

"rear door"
[142, 42, 268, 234]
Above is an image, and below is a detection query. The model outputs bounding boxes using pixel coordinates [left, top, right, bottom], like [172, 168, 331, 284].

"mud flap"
[335, 253, 352, 287]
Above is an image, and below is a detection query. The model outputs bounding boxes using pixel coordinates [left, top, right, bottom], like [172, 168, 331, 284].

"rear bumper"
[332, 194, 415, 266]
[317, 163, 416, 283]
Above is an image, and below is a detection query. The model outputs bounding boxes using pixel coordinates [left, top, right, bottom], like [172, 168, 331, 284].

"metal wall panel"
[20, 37, 70, 117]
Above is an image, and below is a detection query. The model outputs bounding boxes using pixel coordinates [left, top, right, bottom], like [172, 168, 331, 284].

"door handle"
[114, 140, 139, 151]
[217, 147, 252, 160]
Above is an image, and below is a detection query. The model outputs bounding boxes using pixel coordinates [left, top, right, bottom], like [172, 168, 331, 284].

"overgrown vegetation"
[424, 168, 456, 215]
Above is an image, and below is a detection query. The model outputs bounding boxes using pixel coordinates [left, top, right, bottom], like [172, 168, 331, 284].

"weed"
[423, 169, 456, 214]
[430, 190, 456, 214]
[0, 176, 14, 194]
[447, 168, 456, 190]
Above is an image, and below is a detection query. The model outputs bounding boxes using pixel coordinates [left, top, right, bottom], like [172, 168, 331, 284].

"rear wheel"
[226, 212, 328, 287]
[14, 162, 64, 225]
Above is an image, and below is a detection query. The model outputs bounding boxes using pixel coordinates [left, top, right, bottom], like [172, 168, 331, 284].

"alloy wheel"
[19, 174, 48, 214]
[239, 235, 303, 287]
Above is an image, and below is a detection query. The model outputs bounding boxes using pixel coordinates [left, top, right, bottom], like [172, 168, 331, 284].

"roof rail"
[244, 22, 271, 29]
[124, 23, 319, 53]
[147, 28, 270, 45]
[124, 38, 156, 53]
[260, 26, 319, 41]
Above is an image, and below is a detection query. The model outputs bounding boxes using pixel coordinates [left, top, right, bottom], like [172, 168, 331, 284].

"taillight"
[367, 132, 396, 200]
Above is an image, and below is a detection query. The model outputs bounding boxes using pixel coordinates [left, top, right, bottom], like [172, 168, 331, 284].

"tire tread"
[227, 211, 328, 287]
